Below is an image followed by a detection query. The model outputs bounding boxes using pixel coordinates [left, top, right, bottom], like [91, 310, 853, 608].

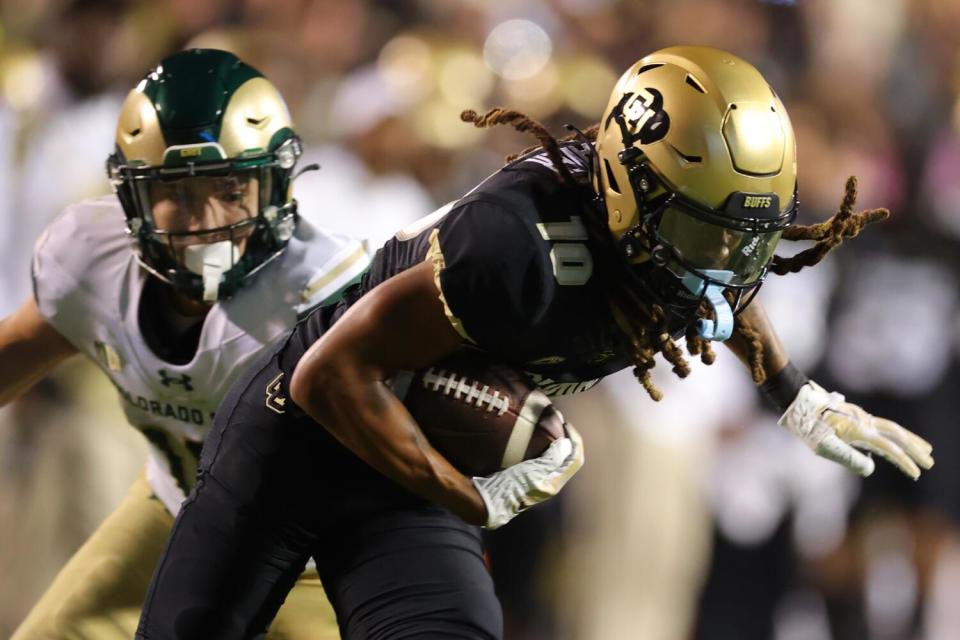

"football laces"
[421, 368, 510, 416]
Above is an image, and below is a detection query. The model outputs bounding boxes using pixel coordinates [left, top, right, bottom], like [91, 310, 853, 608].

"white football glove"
[779, 381, 934, 479]
[472, 423, 584, 529]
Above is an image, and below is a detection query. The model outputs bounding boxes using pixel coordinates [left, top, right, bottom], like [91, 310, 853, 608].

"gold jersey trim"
[426, 228, 475, 343]
[300, 244, 367, 303]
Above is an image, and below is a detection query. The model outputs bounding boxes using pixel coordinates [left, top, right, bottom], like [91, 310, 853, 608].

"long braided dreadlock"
[735, 176, 889, 384]
[460, 107, 886, 398]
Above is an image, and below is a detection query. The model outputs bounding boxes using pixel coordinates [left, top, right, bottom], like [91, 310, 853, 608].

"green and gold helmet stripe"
[114, 50, 295, 168]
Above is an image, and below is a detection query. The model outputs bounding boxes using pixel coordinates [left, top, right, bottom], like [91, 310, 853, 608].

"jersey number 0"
[536, 216, 594, 286]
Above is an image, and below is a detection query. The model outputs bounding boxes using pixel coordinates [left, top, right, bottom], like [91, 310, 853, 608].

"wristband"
[759, 361, 810, 413]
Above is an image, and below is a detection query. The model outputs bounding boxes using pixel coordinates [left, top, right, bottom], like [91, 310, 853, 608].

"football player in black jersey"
[136, 46, 933, 640]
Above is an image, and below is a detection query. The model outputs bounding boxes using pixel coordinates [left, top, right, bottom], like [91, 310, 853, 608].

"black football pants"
[136, 346, 502, 640]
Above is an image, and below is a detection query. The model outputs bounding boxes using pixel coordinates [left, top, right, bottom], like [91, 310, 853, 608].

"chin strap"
[680, 268, 734, 341]
[183, 241, 240, 302]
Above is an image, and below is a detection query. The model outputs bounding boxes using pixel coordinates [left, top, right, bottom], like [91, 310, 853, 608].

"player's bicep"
[0, 297, 78, 406]
[290, 260, 463, 401]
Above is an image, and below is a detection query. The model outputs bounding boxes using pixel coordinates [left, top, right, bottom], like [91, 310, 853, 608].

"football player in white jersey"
[0, 49, 367, 639]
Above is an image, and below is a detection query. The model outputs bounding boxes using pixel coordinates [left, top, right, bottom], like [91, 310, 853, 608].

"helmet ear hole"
[604, 159, 621, 194]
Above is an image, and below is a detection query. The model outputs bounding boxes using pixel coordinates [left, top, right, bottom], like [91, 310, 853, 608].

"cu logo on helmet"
[623, 88, 670, 144]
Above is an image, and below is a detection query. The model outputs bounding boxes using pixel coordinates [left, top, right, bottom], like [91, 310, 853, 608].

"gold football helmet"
[594, 46, 798, 340]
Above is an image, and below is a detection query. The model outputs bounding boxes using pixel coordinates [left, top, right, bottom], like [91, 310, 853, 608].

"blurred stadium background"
[2, 0, 960, 638]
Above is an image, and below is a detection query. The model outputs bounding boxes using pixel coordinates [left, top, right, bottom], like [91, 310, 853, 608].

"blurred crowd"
[2, 0, 960, 638]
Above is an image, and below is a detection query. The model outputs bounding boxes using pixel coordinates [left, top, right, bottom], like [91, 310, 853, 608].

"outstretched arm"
[0, 297, 78, 407]
[725, 299, 934, 479]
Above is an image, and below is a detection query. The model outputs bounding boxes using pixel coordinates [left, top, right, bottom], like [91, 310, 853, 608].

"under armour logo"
[265, 373, 287, 415]
[158, 369, 194, 392]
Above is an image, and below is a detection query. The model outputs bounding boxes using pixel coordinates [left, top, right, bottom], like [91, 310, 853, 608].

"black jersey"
[285, 143, 639, 396]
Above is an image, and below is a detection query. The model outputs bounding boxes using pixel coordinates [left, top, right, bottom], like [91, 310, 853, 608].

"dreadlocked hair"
[685, 323, 717, 367]
[732, 312, 766, 384]
[460, 107, 697, 401]
[460, 109, 576, 184]
[725, 176, 888, 385]
[770, 176, 888, 275]
[461, 112, 889, 395]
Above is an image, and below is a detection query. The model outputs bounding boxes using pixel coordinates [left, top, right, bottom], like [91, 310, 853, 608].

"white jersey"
[32, 195, 369, 514]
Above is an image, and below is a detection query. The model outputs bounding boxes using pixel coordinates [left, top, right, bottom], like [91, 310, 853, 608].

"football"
[391, 349, 567, 477]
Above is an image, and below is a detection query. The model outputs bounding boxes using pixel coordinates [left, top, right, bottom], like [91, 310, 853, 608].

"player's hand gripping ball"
[391, 349, 584, 528]
[393, 349, 569, 476]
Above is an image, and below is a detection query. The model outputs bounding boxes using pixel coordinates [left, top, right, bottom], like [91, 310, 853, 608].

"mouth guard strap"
[696, 284, 733, 341]
[200, 264, 223, 302]
[184, 241, 236, 302]
[681, 269, 735, 342]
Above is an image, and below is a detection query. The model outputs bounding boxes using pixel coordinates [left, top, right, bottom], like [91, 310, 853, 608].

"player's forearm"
[724, 299, 790, 382]
[0, 298, 78, 407]
[0, 362, 53, 407]
[292, 370, 487, 525]
[289, 260, 481, 519]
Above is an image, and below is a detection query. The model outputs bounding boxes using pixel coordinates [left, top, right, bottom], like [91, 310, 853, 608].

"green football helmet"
[107, 48, 304, 302]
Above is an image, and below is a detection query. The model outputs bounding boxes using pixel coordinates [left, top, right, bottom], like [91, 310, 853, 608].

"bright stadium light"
[483, 19, 552, 80]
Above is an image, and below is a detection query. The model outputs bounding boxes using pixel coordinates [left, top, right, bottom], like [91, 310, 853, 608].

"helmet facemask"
[606, 109, 797, 341]
[108, 137, 302, 302]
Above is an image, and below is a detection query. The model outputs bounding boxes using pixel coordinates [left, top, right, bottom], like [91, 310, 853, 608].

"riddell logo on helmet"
[743, 195, 773, 209]
[741, 235, 761, 256]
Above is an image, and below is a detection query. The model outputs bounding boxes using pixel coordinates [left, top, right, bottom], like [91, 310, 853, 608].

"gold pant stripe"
[12, 472, 339, 640]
